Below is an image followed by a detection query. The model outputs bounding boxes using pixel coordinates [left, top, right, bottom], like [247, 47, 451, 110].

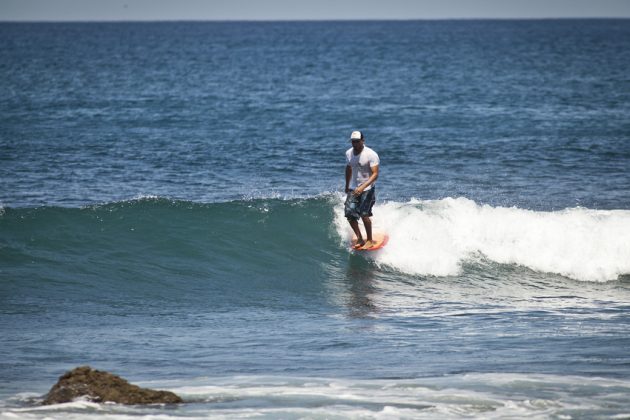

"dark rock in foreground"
[42, 366, 183, 405]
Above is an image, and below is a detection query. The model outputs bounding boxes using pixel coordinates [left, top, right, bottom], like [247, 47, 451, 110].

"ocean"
[1, 20, 630, 419]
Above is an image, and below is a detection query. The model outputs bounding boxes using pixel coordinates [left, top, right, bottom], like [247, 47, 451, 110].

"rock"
[42, 366, 183, 405]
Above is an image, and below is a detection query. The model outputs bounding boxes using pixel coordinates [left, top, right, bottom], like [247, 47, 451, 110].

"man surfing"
[344, 130, 380, 250]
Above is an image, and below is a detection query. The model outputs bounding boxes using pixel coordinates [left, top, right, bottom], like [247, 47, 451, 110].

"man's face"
[351, 139, 364, 152]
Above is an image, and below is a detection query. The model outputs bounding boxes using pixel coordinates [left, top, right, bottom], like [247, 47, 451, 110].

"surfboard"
[350, 232, 389, 251]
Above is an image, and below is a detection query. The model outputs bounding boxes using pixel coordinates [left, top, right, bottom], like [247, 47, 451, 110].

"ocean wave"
[2, 195, 629, 284]
[0, 196, 338, 291]
[335, 196, 630, 282]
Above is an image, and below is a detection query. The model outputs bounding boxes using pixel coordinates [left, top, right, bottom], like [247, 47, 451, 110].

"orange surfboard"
[350, 232, 389, 251]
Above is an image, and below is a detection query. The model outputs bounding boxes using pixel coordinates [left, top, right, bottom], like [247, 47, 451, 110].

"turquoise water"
[1, 20, 630, 418]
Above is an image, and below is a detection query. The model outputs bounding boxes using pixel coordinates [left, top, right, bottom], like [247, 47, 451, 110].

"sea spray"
[335, 196, 630, 282]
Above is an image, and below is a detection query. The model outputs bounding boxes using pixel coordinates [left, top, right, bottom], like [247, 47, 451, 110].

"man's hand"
[352, 186, 365, 196]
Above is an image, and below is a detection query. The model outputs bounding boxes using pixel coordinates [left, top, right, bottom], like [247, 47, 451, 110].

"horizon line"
[2, 17, 629, 23]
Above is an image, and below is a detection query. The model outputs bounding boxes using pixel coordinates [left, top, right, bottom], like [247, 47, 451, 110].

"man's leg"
[359, 187, 376, 247]
[348, 218, 364, 247]
[362, 216, 373, 244]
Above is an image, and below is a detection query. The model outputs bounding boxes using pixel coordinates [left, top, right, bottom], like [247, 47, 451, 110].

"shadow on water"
[343, 254, 380, 318]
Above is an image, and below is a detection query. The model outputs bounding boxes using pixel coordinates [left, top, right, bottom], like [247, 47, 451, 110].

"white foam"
[334, 197, 630, 282]
[4, 374, 630, 419]
[5, 397, 103, 412]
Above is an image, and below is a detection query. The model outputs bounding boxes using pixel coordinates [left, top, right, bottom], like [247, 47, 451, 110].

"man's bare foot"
[353, 239, 365, 249]
[362, 240, 376, 249]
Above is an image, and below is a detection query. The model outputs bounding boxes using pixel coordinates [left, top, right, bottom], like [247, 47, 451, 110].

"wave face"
[0, 197, 340, 303]
[334, 197, 630, 282]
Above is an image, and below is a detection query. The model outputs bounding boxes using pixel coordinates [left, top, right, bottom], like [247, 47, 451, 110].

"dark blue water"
[1, 20, 630, 418]
[2, 20, 629, 209]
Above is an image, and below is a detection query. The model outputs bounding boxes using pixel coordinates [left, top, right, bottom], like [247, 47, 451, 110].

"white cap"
[350, 130, 363, 140]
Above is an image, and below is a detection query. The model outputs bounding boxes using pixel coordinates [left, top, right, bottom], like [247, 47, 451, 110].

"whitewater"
[335, 196, 630, 282]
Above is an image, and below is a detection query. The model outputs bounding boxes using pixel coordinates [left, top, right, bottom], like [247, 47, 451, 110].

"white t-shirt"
[345, 146, 380, 190]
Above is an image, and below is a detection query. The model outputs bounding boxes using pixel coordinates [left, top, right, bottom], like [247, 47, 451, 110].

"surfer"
[345, 130, 380, 249]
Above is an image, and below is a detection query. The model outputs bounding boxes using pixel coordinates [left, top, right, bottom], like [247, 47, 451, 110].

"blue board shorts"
[345, 187, 376, 220]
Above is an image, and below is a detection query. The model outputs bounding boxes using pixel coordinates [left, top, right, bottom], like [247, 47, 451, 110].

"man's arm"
[353, 164, 379, 195]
